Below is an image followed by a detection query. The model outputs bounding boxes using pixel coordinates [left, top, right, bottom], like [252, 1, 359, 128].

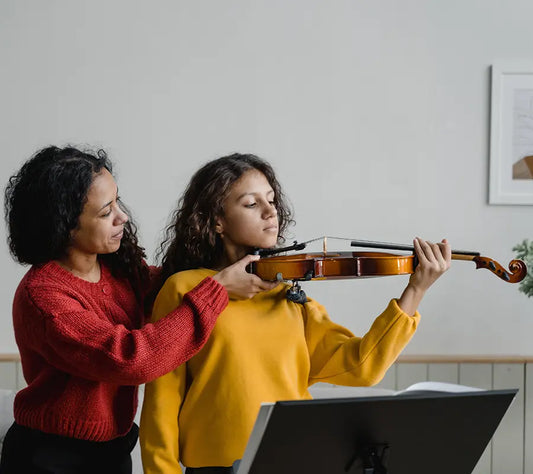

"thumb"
[238, 253, 261, 266]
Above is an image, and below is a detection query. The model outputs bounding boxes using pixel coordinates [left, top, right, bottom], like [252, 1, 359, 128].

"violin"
[250, 238, 527, 284]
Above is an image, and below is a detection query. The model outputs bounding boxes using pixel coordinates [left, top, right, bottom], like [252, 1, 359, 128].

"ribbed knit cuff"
[185, 277, 229, 318]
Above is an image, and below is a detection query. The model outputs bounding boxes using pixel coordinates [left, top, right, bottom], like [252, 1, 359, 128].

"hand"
[397, 237, 451, 315]
[409, 237, 451, 292]
[212, 254, 280, 300]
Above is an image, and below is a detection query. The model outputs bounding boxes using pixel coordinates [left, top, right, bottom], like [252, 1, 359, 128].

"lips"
[112, 230, 124, 239]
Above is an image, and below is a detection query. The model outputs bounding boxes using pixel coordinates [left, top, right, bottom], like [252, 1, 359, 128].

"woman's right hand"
[212, 254, 279, 299]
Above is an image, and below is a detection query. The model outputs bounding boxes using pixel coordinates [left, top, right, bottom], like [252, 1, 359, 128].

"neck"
[218, 246, 253, 269]
[56, 252, 101, 283]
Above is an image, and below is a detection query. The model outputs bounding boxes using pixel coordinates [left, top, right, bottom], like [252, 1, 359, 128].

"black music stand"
[236, 388, 517, 474]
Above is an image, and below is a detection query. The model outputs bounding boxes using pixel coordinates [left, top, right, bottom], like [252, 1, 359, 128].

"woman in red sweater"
[0, 146, 275, 474]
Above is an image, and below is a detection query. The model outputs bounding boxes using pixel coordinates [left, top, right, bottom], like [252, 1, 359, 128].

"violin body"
[251, 251, 416, 281]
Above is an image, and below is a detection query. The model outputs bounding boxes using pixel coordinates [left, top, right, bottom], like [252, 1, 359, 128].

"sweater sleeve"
[140, 279, 190, 473]
[24, 277, 228, 386]
[305, 298, 420, 386]
[140, 367, 185, 474]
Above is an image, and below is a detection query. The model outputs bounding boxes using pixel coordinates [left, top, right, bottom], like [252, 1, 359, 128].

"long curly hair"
[5, 146, 149, 295]
[155, 153, 294, 291]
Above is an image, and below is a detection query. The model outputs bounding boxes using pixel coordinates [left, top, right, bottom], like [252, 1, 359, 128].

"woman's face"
[216, 169, 279, 262]
[69, 169, 128, 256]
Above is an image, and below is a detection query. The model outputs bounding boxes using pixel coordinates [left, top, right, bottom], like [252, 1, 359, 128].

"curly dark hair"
[156, 152, 294, 289]
[4, 146, 149, 295]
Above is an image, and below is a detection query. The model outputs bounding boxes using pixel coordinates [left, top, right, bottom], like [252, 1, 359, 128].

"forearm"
[397, 283, 426, 316]
[308, 299, 419, 386]
[35, 277, 227, 385]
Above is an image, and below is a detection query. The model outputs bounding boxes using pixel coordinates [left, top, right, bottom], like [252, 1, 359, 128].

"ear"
[214, 217, 224, 235]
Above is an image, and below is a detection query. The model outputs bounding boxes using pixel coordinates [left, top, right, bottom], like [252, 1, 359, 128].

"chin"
[105, 243, 122, 254]
[243, 235, 279, 251]
[257, 240, 279, 250]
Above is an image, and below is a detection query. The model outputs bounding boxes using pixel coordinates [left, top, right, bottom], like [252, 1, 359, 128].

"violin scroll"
[472, 256, 528, 283]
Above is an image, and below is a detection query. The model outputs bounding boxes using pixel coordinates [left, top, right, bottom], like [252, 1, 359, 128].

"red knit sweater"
[12, 261, 228, 442]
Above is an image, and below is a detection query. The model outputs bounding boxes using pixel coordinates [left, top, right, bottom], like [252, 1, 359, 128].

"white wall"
[0, 0, 531, 355]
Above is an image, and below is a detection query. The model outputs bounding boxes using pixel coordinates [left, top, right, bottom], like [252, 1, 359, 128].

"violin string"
[299, 236, 353, 246]
[290, 236, 357, 256]
[298, 236, 354, 253]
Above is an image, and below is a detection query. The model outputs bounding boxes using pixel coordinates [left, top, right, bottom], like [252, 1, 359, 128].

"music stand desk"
[236, 388, 517, 474]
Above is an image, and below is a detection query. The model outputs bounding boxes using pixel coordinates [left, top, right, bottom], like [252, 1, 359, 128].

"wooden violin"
[250, 238, 527, 284]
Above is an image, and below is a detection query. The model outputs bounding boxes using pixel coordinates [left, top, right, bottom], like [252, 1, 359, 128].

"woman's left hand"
[409, 237, 452, 292]
[397, 237, 451, 316]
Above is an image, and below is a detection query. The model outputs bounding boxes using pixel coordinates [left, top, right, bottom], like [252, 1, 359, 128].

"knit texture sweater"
[139, 268, 420, 472]
[12, 261, 228, 442]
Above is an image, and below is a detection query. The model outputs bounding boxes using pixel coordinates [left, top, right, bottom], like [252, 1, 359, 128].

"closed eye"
[101, 196, 121, 217]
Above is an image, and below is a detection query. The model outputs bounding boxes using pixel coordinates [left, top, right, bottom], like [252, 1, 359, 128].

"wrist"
[404, 282, 426, 297]
[211, 271, 226, 288]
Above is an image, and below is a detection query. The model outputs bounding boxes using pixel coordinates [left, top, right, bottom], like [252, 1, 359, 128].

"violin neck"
[451, 253, 477, 261]
[351, 240, 480, 257]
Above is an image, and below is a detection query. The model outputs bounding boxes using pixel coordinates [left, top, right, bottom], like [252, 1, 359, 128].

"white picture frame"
[489, 60, 533, 205]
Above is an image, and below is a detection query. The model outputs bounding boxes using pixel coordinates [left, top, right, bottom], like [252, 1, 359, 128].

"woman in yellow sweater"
[140, 153, 451, 474]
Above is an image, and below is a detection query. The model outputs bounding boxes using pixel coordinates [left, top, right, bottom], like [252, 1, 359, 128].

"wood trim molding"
[397, 355, 533, 363]
[0, 353, 20, 361]
[2, 353, 533, 363]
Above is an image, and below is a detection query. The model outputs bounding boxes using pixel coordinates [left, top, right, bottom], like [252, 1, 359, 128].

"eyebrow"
[98, 200, 113, 212]
[237, 189, 275, 201]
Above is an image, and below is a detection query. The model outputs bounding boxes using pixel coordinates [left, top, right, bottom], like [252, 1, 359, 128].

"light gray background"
[1, 0, 531, 355]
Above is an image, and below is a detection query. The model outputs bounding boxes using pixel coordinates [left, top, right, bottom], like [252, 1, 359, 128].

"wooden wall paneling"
[525, 363, 533, 474]
[16, 361, 25, 390]
[459, 363, 494, 390]
[491, 363, 525, 474]
[376, 362, 396, 390]
[396, 363, 427, 390]
[0, 362, 17, 390]
[459, 363, 494, 474]
[427, 363, 459, 383]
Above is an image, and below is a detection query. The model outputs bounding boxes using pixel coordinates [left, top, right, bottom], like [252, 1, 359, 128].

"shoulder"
[159, 268, 216, 296]
[252, 281, 307, 308]
[13, 263, 86, 318]
[150, 269, 216, 322]
[300, 296, 331, 322]
[21, 262, 72, 293]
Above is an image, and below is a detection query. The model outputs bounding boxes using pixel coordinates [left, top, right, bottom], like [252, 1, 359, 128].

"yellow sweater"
[140, 268, 420, 472]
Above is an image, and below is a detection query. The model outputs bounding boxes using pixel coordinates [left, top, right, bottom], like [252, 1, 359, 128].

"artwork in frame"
[489, 61, 533, 205]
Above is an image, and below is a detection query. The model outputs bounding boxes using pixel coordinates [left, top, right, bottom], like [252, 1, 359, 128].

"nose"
[262, 202, 277, 219]
[115, 205, 129, 225]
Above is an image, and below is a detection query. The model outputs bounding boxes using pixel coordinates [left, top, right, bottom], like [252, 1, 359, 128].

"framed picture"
[489, 61, 533, 205]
